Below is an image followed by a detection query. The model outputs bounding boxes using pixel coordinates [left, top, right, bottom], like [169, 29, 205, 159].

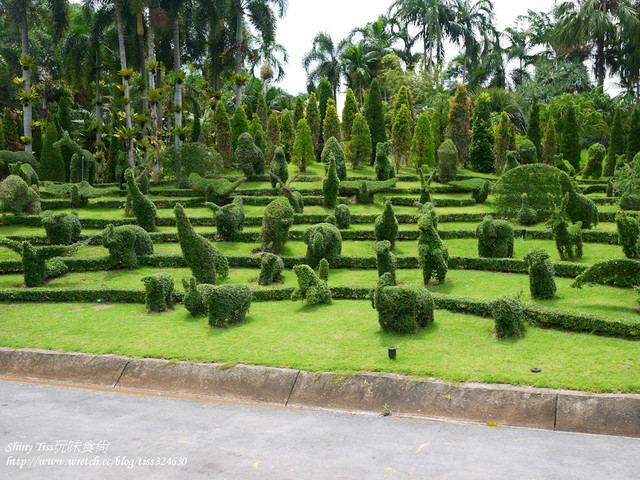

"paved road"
[0, 379, 638, 479]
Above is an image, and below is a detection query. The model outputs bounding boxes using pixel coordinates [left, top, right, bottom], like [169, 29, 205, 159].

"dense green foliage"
[292, 119, 314, 173]
[347, 113, 372, 169]
[419, 168, 435, 203]
[584, 143, 605, 179]
[437, 139, 458, 184]
[517, 193, 538, 225]
[266, 112, 280, 165]
[214, 102, 233, 169]
[125, 169, 157, 232]
[321, 137, 347, 181]
[306, 93, 321, 155]
[0, 151, 37, 179]
[38, 123, 65, 182]
[187, 174, 245, 204]
[490, 296, 524, 339]
[207, 197, 245, 241]
[517, 139, 537, 165]
[374, 200, 399, 248]
[201, 284, 252, 328]
[8, 162, 38, 187]
[477, 215, 514, 258]
[161, 142, 218, 179]
[231, 107, 249, 153]
[342, 88, 358, 142]
[494, 112, 511, 174]
[615, 212, 640, 258]
[391, 104, 413, 171]
[372, 272, 434, 334]
[141, 273, 174, 313]
[527, 96, 542, 161]
[323, 100, 341, 142]
[101, 224, 154, 269]
[322, 155, 340, 209]
[561, 105, 581, 171]
[559, 175, 599, 229]
[279, 110, 294, 163]
[541, 117, 558, 166]
[604, 107, 625, 177]
[0, 175, 40, 215]
[260, 197, 294, 253]
[627, 108, 640, 162]
[524, 248, 556, 300]
[334, 204, 351, 229]
[411, 113, 435, 170]
[375, 240, 396, 283]
[182, 277, 208, 317]
[364, 78, 386, 164]
[304, 222, 342, 267]
[418, 209, 448, 284]
[572, 259, 640, 288]
[270, 146, 288, 188]
[42, 211, 81, 245]
[469, 93, 494, 173]
[374, 141, 395, 181]
[291, 264, 331, 305]
[547, 195, 583, 261]
[446, 84, 473, 166]
[235, 132, 265, 178]
[258, 253, 284, 285]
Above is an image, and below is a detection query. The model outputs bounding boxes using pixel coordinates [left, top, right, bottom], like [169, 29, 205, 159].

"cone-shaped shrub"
[411, 113, 435, 169]
[322, 154, 340, 208]
[214, 103, 233, 168]
[446, 84, 473, 166]
[304, 222, 342, 267]
[561, 105, 581, 170]
[541, 117, 559, 166]
[342, 88, 358, 142]
[293, 96, 305, 131]
[280, 109, 294, 162]
[375, 200, 399, 248]
[604, 107, 625, 176]
[231, 106, 249, 152]
[321, 137, 347, 181]
[469, 93, 495, 173]
[38, 122, 66, 182]
[527, 95, 542, 161]
[323, 100, 341, 143]
[266, 112, 280, 165]
[494, 112, 511, 174]
[375, 240, 396, 283]
[365, 78, 386, 164]
[374, 141, 395, 181]
[306, 92, 321, 152]
[391, 104, 413, 171]
[524, 248, 556, 300]
[584, 143, 605, 179]
[235, 132, 264, 178]
[347, 113, 371, 169]
[627, 108, 640, 162]
[437, 139, 458, 184]
[334, 204, 351, 229]
[292, 119, 314, 173]
[490, 296, 524, 338]
[125, 168, 157, 232]
[260, 197, 294, 253]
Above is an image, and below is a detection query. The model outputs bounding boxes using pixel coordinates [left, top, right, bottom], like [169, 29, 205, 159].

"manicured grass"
[0, 300, 637, 393]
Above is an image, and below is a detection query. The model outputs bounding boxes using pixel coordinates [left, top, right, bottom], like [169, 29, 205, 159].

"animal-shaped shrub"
[334, 204, 351, 229]
[270, 147, 288, 188]
[503, 151, 520, 172]
[102, 224, 154, 269]
[374, 141, 395, 181]
[260, 197, 294, 254]
[0, 151, 37, 179]
[0, 175, 40, 215]
[419, 168, 435, 203]
[304, 223, 342, 268]
[583, 143, 605, 179]
[523, 248, 556, 300]
[291, 264, 331, 305]
[182, 277, 208, 316]
[547, 194, 583, 261]
[70, 184, 88, 208]
[200, 284, 252, 327]
[477, 215, 514, 258]
[490, 296, 524, 339]
[616, 211, 640, 258]
[375, 200, 399, 248]
[620, 193, 640, 211]
[258, 252, 284, 285]
[141, 273, 174, 312]
[188, 173, 245, 204]
[125, 169, 157, 232]
[572, 259, 640, 288]
[8, 162, 39, 187]
[517, 193, 538, 225]
[558, 174, 598, 229]
[207, 197, 245, 241]
[472, 180, 490, 204]
[53, 130, 97, 184]
[175, 203, 228, 284]
[322, 154, 340, 209]
[418, 209, 448, 284]
[375, 240, 396, 283]
[42, 211, 81, 245]
[235, 132, 264, 178]
[371, 272, 434, 334]
[517, 139, 537, 164]
[321, 137, 347, 181]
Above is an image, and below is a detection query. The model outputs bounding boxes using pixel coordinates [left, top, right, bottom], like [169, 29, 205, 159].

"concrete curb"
[0, 347, 638, 438]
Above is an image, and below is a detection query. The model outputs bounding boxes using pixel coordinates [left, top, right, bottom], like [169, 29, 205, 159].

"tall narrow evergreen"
[627, 108, 640, 162]
[280, 109, 294, 162]
[293, 96, 305, 132]
[231, 107, 249, 152]
[411, 113, 435, 169]
[347, 113, 372, 169]
[469, 93, 495, 173]
[561, 105, 581, 171]
[391, 104, 413, 172]
[256, 92, 268, 130]
[342, 88, 358, 142]
[542, 117, 559, 166]
[604, 107, 624, 176]
[317, 77, 333, 150]
[323, 100, 341, 142]
[58, 97, 74, 181]
[38, 122, 66, 182]
[214, 102, 233, 170]
[364, 78, 386, 164]
[266, 112, 280, 165]
[527, 95, 542, 161]
[292, 119, 314, 173]
[393, 85, 415, 122]
[306, 93, 321, 155]
[446, 84, 473, 166]
[494, 112, 511, 174]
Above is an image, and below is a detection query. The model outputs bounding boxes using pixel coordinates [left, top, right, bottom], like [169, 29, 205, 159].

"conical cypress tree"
[446, 84, 473, 166]
[561, 105, 581, 171]
[249, 113, 262, 137]
[256, 92, 268, 130]
[342, 88, 358, 142]
[306, 93, 321, 152]
[190, 113, 201, 143]
[322, 154, 340, 209]
[348, 113, 372, 170]
[604, 107, 624, 176]
[391, 104, 413, 171]
[293, 96, 305, 131]
[280, 109, 294, 162]
[58, 97, 74, 181]
[38, 122, 66, 182]
[254, 127, 267, 155]
[231, 106, 249, 152]
[393, 85, 415, 122]
[323, 99, 341, 142]
[411, 113, 435, 170]
[508, 122, 516, 151]
[627, 108, 640, 162]
[542, 117, 559, 166]
[494, 112, 511, 174]
[292, 118, 314, 173]
[266, 112, 280, 165]
[469, 93, 495, 173]
[322, 136, 347, 181]
[364, 78, 386, 164]
[214, 102, 233, 170]
[527, 95, 542, 161]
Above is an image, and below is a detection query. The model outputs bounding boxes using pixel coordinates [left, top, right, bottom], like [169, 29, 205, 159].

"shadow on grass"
[374, 321, 440, 347]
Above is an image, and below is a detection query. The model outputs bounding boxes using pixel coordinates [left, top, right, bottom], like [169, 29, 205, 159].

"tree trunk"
[21, 18, 33, 154]
[148, 8, 159, 182]
[138, 11, 149, 168]
[115, 0, 135, 168]
[596, 37, 605, 87]
[234, 7, 244, 108]
[95, 49, 102, 180]
[173, 16, 182, 148]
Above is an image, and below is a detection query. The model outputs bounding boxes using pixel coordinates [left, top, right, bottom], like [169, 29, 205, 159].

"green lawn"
[0, 300, 637, 393]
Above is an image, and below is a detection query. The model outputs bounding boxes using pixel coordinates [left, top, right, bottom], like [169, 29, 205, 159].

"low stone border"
[0, 347, 638, 438]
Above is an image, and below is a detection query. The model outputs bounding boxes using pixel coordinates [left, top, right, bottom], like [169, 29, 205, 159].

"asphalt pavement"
[1, 379, 638, 479]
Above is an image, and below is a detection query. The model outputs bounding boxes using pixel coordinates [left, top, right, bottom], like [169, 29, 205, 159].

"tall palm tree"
[349, 16, 396, 79]
[302, 32, 347, 100]
[554, 0, 640, 86]
[229, 0, 287, 108]
[0, 0, 68, 154]
[194, 0, 230, 90]
[341, 41, 372, 104]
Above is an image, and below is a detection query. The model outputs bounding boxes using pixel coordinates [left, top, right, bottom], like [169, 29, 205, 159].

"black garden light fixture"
[387, 347, 397, 360]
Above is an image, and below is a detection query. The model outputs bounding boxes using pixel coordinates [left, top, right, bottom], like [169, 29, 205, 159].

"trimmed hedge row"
[0, 285, 634, 337]
[41, 197, 203, 210]
[238, 195, 348, 207]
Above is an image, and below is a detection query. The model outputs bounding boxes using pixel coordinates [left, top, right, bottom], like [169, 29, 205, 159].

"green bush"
[175, 202, 228, 284]
[419, 168, 435, 203]
[102, 224, 154, 269]
[365, 78, 387, 164]
[321, 137, 347, 181]
[304, 222, 342, 268]
[471, 180, 490, 204]
[527, 95, 542, 161]
[8, 162, 39, 187]
[437, 139, 458, 184]
[270, 146, 288, 188]
[371, 272, 434, 334]
[324, 214, 337, 225]
[322, 155, 340, 209]
[0, 151, 37, 179]
[561, 105, 581, 171]
[418, 209, 448, 284]
[334, 204, 351, 229]
[490, 296, 524, 338]
[469, 92, 495, 173]
[160, 142, 220, 178]
[615, 212, 640, 258]
[125, 168, 157, 232]
[286, 190, 304, 213]
[524, 248, 556, 299]
[342, 88, 358, 142]
[291, 264, 331, 305]
[42, 211, 81, 245]
[182, 277, 207, 316]
[477, 215, 514, 258]
[504, 151, 520, 172]
[260, 197, 294, 253]
[292, 118, 314, 173]
[141, 273, 174, 312]
[447, 84, 472, 166]
[231, 106, 249, 152]
[410, 113, 435, 169]
[572, 258, 640, 288]
[0, 175, 40, 215]
[70, 185, 88, 208]
[604, 107, 625, 177]
[235, 132, 265, 178]
[517, 193, 538, 225]
[38, 123, 66, 182]
[517, 139, 537, 164]
[375, 240, 396, 283]
[558, 174, 599, 230]
[620, 193, 640, 211]
[207, 197, 245, 241]
[187, 173, 245, 204]
[258, 252, 284, 285]
[347, 113, 372, 169]
[375, 200, 399, 248]
[201, 284, 252, 327]
[584, 143, 605, 179]
[374, 141, 395, 181]
[547, 194, 583, 261]
[253, 128, 267, 158]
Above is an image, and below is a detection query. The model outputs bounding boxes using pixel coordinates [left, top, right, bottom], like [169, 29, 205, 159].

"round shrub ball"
[334, 204, 351, 229]
[517, 139, 537, 164]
